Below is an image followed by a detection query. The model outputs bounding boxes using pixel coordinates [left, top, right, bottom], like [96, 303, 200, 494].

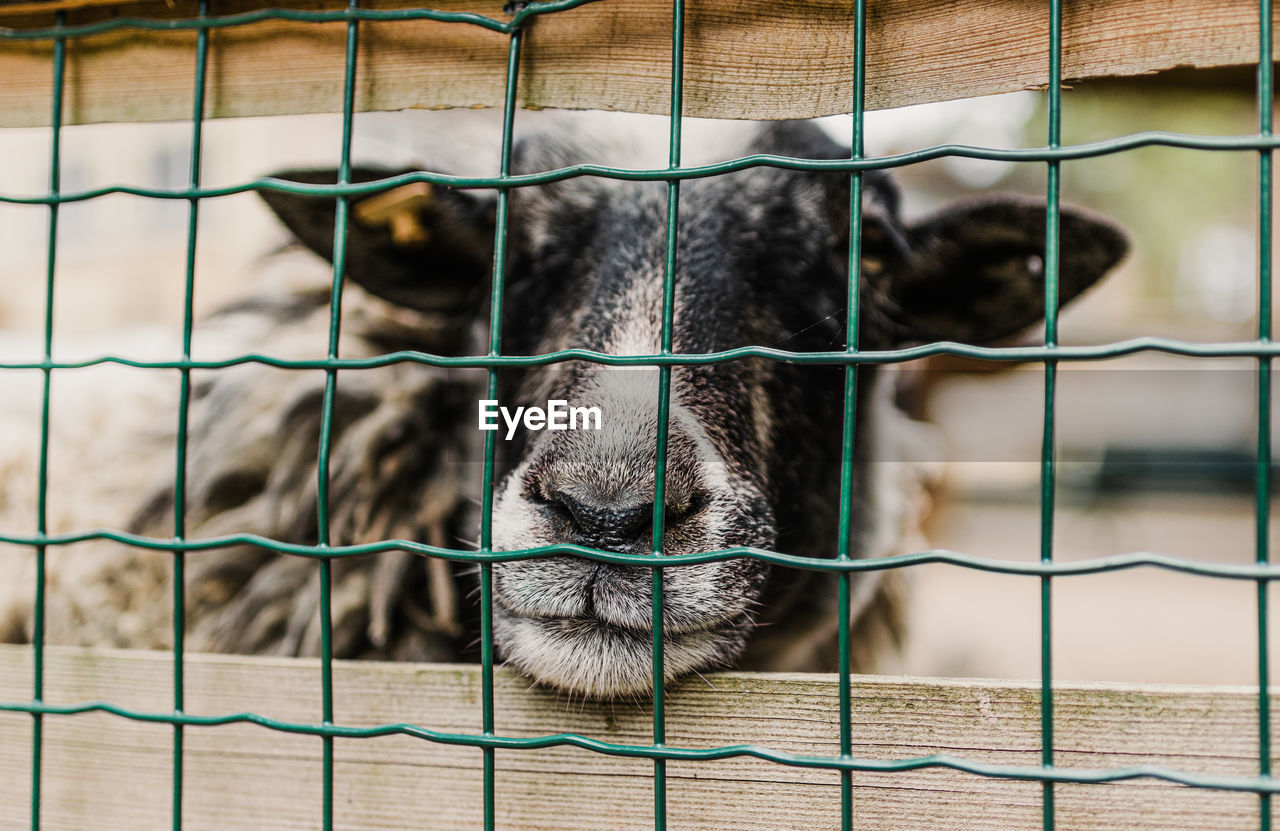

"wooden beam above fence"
[0, 0, 1275, 128]
[0, 645, 1275, 830]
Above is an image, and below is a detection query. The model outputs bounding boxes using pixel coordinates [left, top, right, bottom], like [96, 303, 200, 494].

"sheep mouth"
[509, 609, 717, 640]
[492, 604, 754, 698]
[493, 594, 747, 639]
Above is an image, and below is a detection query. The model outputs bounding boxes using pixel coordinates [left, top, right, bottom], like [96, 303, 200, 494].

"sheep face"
[260, 120, 1127, 698]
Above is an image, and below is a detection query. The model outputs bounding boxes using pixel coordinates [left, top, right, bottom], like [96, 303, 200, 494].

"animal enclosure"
[0, 1, 1279, 831]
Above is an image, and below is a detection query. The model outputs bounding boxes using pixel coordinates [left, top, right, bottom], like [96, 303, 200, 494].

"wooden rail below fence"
[0, 644, 1274, 830]
[0, 0, 1275, 127]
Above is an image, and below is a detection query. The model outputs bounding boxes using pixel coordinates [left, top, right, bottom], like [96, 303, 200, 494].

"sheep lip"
[494, 608, 752, 699]
[518, 612, 728, 646]
[535, 614, 648, 638]
[497, 604, 726, 639]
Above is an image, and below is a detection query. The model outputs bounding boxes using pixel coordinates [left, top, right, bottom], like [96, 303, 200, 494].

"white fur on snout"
[495, 605, 749, 699]
[489, 358, 774, 697]
[490, 471, 594, 620]
[602, 269, 663, 358]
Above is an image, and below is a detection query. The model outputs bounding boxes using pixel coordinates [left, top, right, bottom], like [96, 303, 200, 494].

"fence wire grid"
[0, 0, 1276, 830]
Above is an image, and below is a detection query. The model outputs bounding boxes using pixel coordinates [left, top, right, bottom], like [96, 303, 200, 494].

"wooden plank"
[0, 0, 1274, 128]
[0, 644, 1274, 830]
[0, 0, 140, 17]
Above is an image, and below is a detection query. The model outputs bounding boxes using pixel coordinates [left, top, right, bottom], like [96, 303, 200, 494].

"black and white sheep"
[0, 118, 1126, 699]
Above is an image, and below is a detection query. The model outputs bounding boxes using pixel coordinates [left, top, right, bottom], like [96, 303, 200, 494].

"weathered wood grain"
[0, 644, 1274, 830]
[0, 0, 1273, 128]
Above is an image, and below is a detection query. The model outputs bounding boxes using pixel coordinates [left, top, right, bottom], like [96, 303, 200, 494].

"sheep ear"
[257, 167, 496, 314]
[867, 197, 1128, 346]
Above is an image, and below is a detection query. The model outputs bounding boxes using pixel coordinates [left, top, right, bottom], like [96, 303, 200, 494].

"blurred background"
[0, 75, 1275, 687]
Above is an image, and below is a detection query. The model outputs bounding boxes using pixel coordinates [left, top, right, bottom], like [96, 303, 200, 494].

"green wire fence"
[0, 0, 1275, 830]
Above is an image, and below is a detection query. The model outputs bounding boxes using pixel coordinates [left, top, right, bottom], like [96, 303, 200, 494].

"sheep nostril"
[545, 488, 652, 543]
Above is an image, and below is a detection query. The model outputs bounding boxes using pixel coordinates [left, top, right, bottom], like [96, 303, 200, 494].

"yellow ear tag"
[353, 181, 434, 247]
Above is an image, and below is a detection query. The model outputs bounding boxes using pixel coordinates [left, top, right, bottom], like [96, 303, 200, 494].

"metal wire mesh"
[0, 1, 1275, 830]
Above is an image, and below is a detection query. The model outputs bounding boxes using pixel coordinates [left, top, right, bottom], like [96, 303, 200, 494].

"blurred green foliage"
[1033, 84, 1260, 325]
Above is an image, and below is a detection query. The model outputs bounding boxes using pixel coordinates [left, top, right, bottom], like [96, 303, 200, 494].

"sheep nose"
[548, 488, 652, 547]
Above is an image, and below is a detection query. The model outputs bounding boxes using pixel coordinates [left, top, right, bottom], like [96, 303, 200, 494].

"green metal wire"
[30, 12, 65, 831]
[836, 0, 867, 827]
[0, 0, 604, 39]
[3, 0, 1277, 827]
[1, 692, 1279, 790]
[477, 27, 525, 831]
[1258, 2, 1274, 830]
[6, 132, 1280, 206]
[311, 2, 361, 826]
[1040, 1, 1064, 828]
[649, 0, 685, 825]
[17, 337, 1280, 372]
[8, 529, 1280, 578]
[6, 693, 1280, 794]
[171, 2, 210, 826]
